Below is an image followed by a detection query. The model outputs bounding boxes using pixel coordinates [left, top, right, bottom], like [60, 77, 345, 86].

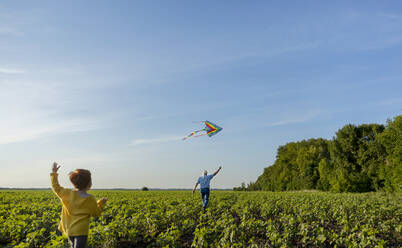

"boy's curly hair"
[69, 169, 92, 190]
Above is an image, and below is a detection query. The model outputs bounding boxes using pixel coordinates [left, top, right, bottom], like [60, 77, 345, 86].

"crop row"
[0, 191, 401, 247]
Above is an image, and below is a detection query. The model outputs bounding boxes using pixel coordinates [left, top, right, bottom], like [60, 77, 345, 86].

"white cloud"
[358, 35, 402, 51]
[0, 26, 23, 36]
[177, 41, 321, 74]
[0, 67, 24, 74]
[130, 136, 182, 146]
[0, 10, 24, 36]
[0, 72, 107, 145]
[379, 13, 402, 20]
[267, 110, 323, 127]
[377, 97, 402, 106]
[0, 118, 97, 145]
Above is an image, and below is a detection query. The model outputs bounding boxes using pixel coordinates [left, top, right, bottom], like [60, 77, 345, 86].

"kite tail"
[194, 133, 208, 138]
[182, 129, 206, 140]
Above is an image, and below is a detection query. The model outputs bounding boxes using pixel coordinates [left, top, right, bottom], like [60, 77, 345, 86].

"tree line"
[234, 115, 401, 192]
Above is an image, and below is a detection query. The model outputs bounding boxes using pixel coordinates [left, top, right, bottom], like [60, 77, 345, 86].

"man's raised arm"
[213, 166, 222, 177]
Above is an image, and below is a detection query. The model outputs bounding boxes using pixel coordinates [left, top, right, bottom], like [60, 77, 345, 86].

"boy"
[51, 162, 107, 248]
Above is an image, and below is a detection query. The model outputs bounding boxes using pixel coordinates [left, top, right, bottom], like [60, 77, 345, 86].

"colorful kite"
[183, 121, 223, 140]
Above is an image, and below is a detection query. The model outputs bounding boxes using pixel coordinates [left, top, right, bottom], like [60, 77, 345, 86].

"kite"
[183, 121, 223, 140]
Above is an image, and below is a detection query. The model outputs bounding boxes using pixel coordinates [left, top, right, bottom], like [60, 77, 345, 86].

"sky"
[1, 1, 401, 189]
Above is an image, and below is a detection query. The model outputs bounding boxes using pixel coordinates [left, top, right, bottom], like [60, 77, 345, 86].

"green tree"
[295, 139, 330, 189]
[251, 139, 330, 191]
[317, 158, 333, 191]
[329, 124, 385, 192]
[377, 115, 402, 192]
[243, 115, 400, 193]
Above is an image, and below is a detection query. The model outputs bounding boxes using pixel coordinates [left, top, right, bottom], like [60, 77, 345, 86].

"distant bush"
[141, 186, 149, 191]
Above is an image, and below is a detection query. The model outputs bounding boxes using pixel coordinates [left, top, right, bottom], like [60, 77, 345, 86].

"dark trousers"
[69, 236, 88, 248]
[200, 188, 210, 207]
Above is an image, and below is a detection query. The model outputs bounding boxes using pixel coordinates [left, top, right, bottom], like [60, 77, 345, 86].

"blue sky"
[1, 1, 401, 188]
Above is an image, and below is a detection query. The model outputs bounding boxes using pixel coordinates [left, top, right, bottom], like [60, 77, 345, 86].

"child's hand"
[52, 162, 60, 173]
[100, 197, 108, 203]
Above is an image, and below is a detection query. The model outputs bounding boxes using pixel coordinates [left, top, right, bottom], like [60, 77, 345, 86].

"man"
[192, 166, 222, 208]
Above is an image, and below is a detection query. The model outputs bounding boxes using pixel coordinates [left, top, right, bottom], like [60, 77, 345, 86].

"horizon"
[0, 187, 233, 190]
[1, 1, 402, 189]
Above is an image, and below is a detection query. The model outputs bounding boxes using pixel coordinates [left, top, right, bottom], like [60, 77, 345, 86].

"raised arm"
[213, 166, 222, 177]
[50, 162, 67, 198]
[192, 182, 199, 194]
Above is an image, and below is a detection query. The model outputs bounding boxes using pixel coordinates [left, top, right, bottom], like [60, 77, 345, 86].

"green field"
[0, 190, 401, 248]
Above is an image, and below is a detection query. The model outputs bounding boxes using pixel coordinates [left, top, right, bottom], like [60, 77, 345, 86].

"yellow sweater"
[50, 173, 105, 236]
